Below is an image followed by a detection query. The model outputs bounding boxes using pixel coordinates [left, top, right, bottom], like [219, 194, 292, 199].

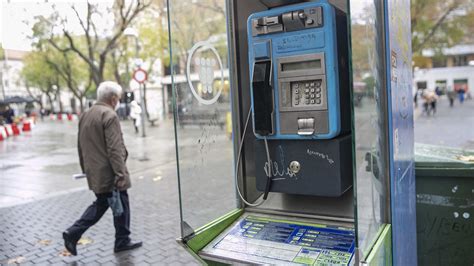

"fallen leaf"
[7, 256, 26, 264]
[59, 250, 71, 257]
[37, 239, 52, 246]
[152, 176, 162, 182]
[77, 237, 93, 245]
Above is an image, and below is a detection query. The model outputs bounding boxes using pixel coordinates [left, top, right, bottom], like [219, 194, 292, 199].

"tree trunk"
[36, 98, 44, 110]
[26, 85, 43, 109]
[56, 90, 64, 113]
[78, 95, 85, 114]
[46, 93, 55, 113]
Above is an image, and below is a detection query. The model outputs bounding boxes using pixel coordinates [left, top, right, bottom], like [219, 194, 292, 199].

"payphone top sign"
[186, 41, 224, 105]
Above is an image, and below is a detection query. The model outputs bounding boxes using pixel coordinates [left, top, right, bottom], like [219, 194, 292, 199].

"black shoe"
[62, 231, 78, 256]
[114, 241, 143, 253]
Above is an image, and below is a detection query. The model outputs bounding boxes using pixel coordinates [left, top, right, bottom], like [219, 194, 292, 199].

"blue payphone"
[246, 1, 352, 197]
[248, 1, 348, 139]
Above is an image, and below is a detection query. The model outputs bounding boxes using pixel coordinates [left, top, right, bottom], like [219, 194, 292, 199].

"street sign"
[134, 58, 144, 67]
[133, 68, 148, 84]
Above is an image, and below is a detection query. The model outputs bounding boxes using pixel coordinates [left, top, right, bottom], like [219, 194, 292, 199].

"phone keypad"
[292, 80, 323, 107]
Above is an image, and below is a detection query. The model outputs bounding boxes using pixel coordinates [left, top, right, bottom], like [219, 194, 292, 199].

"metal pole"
[1, 48, 9, 100]
[138, 83, 146, 137]
[0, 71, 5, 100]
[135, 38, 146, 137]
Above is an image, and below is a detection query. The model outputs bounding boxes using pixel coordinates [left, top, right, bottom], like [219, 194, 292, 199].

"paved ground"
[0, 117, 235, 265]
[0, 118, 179, 207]
[0, 96, 472, 265]
[414, 96, 474, 150]
[0, 163, 198, 265]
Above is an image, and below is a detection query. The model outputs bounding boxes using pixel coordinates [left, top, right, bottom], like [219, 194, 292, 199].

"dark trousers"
[66, 190, 131, 247]
[132, 119, 139, 133]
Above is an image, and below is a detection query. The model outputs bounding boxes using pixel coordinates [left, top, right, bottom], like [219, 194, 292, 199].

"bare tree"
[47, 0, 151, 88]
[44, 52, 92, 112]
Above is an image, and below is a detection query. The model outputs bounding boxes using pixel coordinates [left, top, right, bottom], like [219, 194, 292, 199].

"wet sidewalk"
[0, 162, 198, 265]
[414, 96, 474, 150]
[0, 116, 234, 265]
[0, 118, 178, 208]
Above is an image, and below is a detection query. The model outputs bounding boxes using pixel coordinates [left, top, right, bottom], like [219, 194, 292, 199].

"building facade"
[0, 49, 32, 99]
[413, 44, 474, 93]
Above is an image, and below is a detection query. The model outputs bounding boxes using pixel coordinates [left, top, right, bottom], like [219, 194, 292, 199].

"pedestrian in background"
[458, 86, 466, 104]
[420, 90, 430, 115]
[62, 81, 142, 256]
[4, 106, 14, 124]
[421, 90, 437, 116]
[430, 92, 438, 115]
[447, 86, 456, 107]
[413, 89, 419, 108]
[129, 100, 142, 134]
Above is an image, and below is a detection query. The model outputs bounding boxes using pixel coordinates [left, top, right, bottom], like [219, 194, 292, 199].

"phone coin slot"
[297, 118, 315, 135]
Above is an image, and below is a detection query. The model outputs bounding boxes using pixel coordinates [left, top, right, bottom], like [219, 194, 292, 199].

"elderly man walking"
[63, 81, 142, 255]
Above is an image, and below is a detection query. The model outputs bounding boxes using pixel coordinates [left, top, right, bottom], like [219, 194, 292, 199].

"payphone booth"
[166, 0, 416, 265]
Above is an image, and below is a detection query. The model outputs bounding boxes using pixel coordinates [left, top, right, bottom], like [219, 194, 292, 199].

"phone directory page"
[200, 215, 355, 265]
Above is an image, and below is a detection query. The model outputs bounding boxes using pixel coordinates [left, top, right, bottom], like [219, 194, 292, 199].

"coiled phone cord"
[234, 107, 273, 207]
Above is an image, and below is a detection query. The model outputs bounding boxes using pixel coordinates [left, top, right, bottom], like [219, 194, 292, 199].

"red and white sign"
[133, 68, 148, 84]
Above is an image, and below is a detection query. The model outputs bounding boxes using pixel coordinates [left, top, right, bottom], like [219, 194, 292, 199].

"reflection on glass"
[350, 0, 388, 257]
[412, 0, 474, 143]
[167, 0, 236, 235]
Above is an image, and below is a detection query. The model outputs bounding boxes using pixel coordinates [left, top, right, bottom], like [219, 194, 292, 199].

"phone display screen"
[281, 59, 322, 72]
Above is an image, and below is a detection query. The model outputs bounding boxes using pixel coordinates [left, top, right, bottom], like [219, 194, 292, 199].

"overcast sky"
[1, 0, 369, 51]
[0, 0, 113, 51]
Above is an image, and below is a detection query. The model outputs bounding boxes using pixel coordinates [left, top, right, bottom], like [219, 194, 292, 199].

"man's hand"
[115, 176, 127, 191]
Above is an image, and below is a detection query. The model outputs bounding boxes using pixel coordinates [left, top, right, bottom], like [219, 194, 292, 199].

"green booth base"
[177, 210, 392, 265]
[364, 143, 474, 266]
[363, 224, 392, 266]
[414, 143, 474, 266]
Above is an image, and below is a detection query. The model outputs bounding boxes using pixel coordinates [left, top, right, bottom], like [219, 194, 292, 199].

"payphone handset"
[248, 1, 343, 140]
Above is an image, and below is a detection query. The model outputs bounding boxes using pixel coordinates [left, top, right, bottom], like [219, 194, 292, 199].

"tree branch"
[72, 3, 96, 64]
[48, 39, 71, 53]
[99, 0, 151, 65]
[193, 1, 225, 15]
[71, 5, 88, 35]
[413, 4, 458, 52]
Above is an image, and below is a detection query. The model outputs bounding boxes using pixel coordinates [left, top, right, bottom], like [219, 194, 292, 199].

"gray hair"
[97, 81, 123, 102]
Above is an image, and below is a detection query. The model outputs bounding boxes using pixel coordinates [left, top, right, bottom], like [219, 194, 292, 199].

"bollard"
[67, 113, 73, 121]
[4, 124, 13, 136]
[22, 121, 31, 132]
[0, 126, 6, 140]
[57, 113, 63, 120]
[11, 123, 21, 136]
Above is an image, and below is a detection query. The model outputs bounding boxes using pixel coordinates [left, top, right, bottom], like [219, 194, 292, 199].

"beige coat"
[78, 102, 131, 194]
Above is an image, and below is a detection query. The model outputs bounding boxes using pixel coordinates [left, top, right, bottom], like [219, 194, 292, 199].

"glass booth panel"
[166, 0, 237, 236]
[350, 0, 390, 258]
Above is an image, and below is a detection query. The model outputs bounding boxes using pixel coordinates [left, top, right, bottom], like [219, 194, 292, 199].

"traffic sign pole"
[133, 68, 148, 138]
